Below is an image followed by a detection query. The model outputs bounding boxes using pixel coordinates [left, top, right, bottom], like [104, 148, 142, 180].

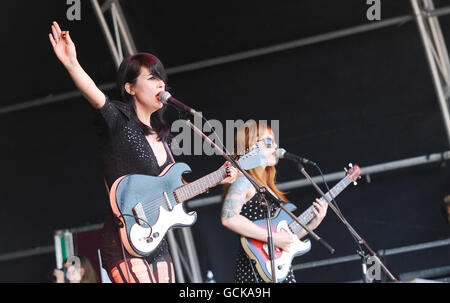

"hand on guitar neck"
[273, 198, 328, 251]
[239, 164, 361, 282]
[218, 161, 238, 185]
[300, 198, 328, 235]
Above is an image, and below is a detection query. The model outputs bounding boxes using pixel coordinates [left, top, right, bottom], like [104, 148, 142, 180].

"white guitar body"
[262, 220, 312, 279]
[129, 204, 196, 254]
[240, 163, 362, 282]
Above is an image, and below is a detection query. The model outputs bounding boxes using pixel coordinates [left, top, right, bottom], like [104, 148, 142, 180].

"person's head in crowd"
[54, 255, 97, 283]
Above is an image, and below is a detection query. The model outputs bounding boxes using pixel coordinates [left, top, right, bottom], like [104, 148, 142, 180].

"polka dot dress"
[235, 194, 296, 283]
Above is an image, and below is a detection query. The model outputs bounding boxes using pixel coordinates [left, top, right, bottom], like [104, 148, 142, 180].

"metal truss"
[411, 0, 450, 147]
[187, 150, 450, 209]
[1, 1, 449, 283]
[90, 0, 203, 283]
[90, 0, 137, 68]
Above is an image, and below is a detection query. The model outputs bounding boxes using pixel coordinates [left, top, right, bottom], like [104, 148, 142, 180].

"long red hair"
[223, 120, 289, 203]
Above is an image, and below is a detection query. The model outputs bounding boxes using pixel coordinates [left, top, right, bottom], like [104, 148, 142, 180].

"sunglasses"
[260, 137, 277, 148]
[246, 137, 276, 152]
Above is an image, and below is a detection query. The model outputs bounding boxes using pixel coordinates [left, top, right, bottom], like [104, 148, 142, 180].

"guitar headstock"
[344, 163, 362, 185]
[237, 146, 268, 170]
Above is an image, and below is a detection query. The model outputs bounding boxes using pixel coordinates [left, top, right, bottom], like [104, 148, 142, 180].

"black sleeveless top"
[235, 193, 296, 283]
[95, 97, 173, 271]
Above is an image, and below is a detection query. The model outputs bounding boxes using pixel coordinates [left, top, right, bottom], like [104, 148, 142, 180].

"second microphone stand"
[295, 161, 398, 282]
[184, 119, 335, 283]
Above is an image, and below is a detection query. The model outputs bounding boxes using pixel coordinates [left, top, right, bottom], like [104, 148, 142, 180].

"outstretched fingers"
[51, 21, 66, 46]
[53, 21, 62, 36]
[51, 23, 59, 42]
[48, 33, 56, 47]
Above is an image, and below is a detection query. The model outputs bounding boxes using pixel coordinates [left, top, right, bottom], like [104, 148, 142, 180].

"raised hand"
[48, 21, 77, 68]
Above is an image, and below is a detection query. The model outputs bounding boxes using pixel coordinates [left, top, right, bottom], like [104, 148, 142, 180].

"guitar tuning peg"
[348, 163, 353, 168]
[344, 167, 348, 173]
[353, 181, 358, 186]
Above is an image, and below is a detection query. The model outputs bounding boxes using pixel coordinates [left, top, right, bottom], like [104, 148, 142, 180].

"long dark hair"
[117, 53, 170, 141]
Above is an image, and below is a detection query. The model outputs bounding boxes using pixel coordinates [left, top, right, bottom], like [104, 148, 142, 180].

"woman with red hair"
[221, 121, 328, 283]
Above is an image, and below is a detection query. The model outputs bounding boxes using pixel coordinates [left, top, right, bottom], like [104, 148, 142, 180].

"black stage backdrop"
[0, 0, 449, 282]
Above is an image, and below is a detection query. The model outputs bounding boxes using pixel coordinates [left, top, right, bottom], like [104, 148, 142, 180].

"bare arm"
[221, 176, 294, 251]
[221, 176, 263, 239]
[49, 21, 105, 109]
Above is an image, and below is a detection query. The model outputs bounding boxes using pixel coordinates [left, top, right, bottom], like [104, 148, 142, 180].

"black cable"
[118, 214, 153, 231]
[313, 164, 363, 247]
[315, 165, 344, 216]
[115, 214, 154, 283]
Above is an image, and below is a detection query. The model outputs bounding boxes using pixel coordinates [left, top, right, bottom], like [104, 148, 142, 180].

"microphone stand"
[295, 161, 398, 282]
[184, 119, 335, 282]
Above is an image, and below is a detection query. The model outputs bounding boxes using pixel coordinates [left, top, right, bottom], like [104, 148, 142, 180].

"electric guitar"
[109, 148, 264, 257]
[240, 164, 362, 282]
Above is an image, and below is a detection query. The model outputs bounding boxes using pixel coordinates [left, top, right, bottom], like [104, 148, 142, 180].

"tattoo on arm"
[221, 176, 251, 219]
[221, 197, 242, 218]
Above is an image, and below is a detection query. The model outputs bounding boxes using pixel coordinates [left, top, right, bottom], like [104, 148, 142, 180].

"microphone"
[276, 148, 317, 166]
[158, 91, 197, 115]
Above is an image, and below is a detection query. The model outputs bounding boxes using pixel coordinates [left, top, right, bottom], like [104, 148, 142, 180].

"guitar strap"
[163, 140, 175, 163]
[103, 177, 132, 283]
[100, 140, 174, 283]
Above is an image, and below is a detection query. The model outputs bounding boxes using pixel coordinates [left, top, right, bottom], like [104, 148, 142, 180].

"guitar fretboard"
[289, 176, 351, 235]
[174, 167, 228, 202]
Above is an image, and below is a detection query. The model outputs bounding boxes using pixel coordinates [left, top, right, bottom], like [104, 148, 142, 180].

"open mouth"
[156, 91, 164, 101]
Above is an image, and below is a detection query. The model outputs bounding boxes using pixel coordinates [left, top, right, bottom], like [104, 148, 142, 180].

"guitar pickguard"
[130, 204, 196, 254]
[263, 220, 311, 280]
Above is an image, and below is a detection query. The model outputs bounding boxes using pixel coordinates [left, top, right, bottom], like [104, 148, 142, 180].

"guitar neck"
[289, 176, 351, 234]
[174, 167, 228, 202]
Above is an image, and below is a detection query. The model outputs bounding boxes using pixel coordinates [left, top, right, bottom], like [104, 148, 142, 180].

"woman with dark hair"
[49, 21, 237, 283]
[221, 121, 328, 283]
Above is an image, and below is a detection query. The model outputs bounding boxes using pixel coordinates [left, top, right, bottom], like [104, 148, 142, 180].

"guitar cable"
[116, 213, 153, 283]
[113, 141, 175, 283]
[313, 165, 361, 245]
[117, 214, 153, 231]
[313, 165, 391, 281]
[119, 233, 131, 283]
[315, 165, 344, 216]
[202, 117, 362, 279]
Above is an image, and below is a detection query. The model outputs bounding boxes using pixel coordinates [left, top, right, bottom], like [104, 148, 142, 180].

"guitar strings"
[288, 177, 346, 233]
[139, 168, 228, 213]
[127, 167, 228, 223]
[141, 193, 178, 214]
